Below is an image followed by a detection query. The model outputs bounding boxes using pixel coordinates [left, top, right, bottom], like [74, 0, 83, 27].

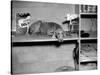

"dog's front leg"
[52, 32, 56, 39]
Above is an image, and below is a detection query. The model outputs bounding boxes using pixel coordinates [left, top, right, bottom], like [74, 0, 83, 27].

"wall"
[12, 1, 77, 31]
[12, 44, 75, 73]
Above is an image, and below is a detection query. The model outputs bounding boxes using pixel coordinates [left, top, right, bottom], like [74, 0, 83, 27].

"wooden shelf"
[80, 12, 97, 18]
[11, 33, 79, 43]
[12, 37, 79, 43]
[80, 13, 97, 15]
[80, 38, 97, 40]
[80, 57, 97, 62]
[80, 52, 97, 62]
[12, 37, 79, 47]
[80, 13, 97, 18]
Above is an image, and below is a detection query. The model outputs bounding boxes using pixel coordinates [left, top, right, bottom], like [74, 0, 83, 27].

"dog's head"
[55, 29, 64, 42]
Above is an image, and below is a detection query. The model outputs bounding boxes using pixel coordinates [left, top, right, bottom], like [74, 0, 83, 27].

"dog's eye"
[57, 33, 60, 35]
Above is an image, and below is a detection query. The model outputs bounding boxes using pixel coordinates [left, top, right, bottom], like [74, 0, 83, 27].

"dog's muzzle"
[55, 30, 64, 42]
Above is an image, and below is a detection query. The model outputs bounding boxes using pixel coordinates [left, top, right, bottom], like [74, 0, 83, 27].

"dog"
[28, 20, 64, 42]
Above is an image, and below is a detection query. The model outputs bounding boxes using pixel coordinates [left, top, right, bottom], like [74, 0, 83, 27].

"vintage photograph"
[11, 1, 97, 74]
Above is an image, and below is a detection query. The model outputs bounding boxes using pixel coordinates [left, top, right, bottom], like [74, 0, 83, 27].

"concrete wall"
[12, 44, 75, 73]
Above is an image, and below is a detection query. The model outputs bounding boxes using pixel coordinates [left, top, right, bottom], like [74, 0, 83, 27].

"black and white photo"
[11, 1, 97, 74]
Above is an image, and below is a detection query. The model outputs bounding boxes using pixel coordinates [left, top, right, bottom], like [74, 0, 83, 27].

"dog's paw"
[52, 34, 56, 39]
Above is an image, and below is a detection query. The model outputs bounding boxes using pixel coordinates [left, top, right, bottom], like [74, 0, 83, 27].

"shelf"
[80, 13, 97, 18]
[80, 13, 97, 15]
[12, 37, 97, 43]
[12, 37, 79, 47]
[11, 33, 79, 43]
[80, 38, 97, 40]
[12, 37, 79, 43]
[80, 57, 97, 63]
[12, 36, 97, 43]
[80, 53, 97, 62]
